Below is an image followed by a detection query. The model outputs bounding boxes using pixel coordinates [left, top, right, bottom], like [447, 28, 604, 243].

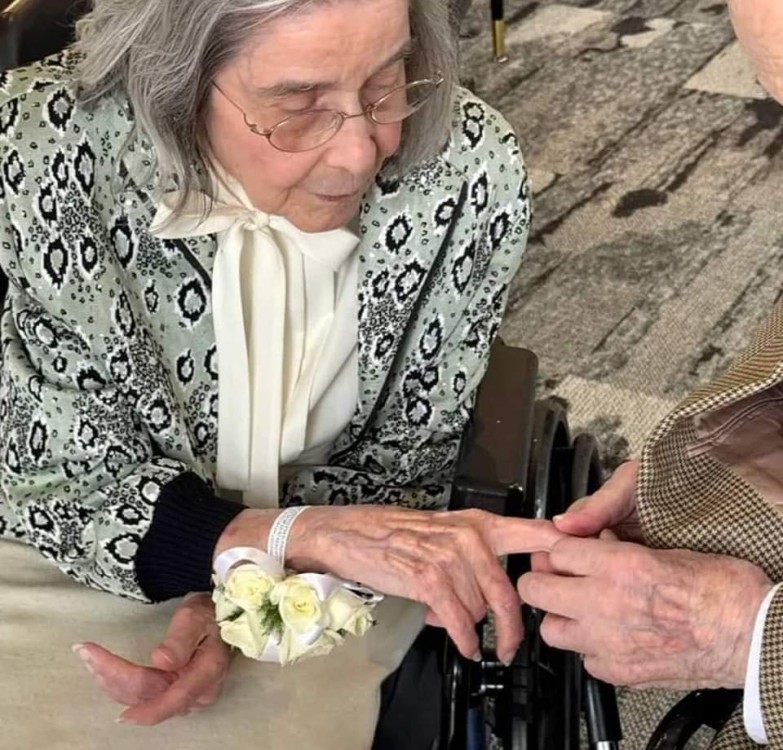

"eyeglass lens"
[269, 80, 439, 152]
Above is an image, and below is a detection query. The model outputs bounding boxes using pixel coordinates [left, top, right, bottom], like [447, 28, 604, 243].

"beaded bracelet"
[267, 506, 311, 566]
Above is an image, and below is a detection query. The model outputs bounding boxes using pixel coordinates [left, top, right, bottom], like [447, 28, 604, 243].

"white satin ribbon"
[150, 170, 359, 507]
[213, 547, 384, 661]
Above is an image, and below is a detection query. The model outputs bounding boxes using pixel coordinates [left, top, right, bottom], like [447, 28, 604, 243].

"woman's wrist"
[211, 506, 334, 572]
[285, 505, 333, 572]
[212, 508, 278, 561]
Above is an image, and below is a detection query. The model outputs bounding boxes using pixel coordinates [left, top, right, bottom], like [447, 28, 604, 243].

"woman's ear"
[728, 0, 783, 104]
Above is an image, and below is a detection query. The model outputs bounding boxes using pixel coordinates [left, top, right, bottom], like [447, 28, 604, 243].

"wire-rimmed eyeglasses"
[212, 72, 445, 153]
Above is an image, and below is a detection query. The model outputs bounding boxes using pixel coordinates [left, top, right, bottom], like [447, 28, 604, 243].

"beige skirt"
[0, 540, 426, 750]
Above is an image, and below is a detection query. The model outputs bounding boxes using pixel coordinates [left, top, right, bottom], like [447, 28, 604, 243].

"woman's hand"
[73, 593, 231, 725]
[286, 506, 564, 665]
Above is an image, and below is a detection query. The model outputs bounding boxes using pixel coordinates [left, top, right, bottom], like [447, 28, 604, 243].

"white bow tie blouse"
[151, 169, 360, 508]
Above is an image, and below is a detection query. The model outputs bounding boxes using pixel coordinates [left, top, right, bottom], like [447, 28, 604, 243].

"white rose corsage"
[212, 546, 383, 665]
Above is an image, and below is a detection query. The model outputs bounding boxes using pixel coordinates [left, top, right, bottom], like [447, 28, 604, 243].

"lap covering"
[0, 540, 425, 750]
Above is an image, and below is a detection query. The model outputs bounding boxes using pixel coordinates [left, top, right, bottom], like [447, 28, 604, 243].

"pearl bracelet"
[267, 506, 311, 566]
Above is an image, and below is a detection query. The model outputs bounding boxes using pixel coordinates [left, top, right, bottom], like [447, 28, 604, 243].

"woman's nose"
[323, 113, 379, 176]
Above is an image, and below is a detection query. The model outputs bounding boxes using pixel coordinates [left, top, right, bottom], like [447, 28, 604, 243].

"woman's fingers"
[419, 567, 481, 659]
[119, 635, 230, 726]
[152, 593, 215, 671]
[467, 546, 524, 664]
[487, 516, 565, 557]
[73, 642, 176, 706]
[76, 594, 231, 724]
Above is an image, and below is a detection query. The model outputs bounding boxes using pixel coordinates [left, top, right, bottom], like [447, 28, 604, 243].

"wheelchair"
[427, 341, 743, 750]
[0, 2, 745, 748]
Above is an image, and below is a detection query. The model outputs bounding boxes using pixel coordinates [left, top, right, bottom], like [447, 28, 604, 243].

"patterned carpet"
[458, 1, 783, 748]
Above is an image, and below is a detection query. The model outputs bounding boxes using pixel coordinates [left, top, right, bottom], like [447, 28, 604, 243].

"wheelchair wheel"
[496, 398, 581, 750]
[441, 398, 574, 750]
[441, 401, 620, 750]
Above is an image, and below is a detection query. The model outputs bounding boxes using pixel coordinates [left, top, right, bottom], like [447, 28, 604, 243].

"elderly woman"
[0, 0, 553, 747]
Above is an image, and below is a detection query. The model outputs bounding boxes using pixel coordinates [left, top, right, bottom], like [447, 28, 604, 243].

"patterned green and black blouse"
[0, 51, 531, 602]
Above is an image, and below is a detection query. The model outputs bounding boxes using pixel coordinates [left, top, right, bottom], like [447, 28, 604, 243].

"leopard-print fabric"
[0, 51, 531, 601]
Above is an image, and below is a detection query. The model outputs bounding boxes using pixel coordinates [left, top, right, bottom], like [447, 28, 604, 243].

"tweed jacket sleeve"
[637, 301, 783, 749]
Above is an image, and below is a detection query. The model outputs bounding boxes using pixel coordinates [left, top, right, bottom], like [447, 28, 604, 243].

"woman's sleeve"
[284, 124, 532, 510]
[0, 142, 244, 604]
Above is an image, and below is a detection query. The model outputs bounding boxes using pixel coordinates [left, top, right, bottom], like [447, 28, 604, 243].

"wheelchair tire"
[498, 398, 581, 750]
[440, 402, 620, 750]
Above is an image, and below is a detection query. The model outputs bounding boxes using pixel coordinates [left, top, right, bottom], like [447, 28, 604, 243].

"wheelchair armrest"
[451, 341, 538, 516]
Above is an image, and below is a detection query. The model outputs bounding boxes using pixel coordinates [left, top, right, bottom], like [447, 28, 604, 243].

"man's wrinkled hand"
[519, 536, 773, 690]
[73, 592, 231, 725]
[532, 460, 641, 575]
[554, 460, 641, 542]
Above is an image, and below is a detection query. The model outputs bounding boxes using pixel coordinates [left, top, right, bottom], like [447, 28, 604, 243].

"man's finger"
[547, 535, 626, 577]
[553, 461, 638, 538]
[516, 571, 592, 621]
[152, 594, 213, 671]
[538, 613, 591, 654]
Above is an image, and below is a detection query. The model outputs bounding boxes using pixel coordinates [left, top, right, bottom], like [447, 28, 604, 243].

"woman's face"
[207, 0, 410, 232]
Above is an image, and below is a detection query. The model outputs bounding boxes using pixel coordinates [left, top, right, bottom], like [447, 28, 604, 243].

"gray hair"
[74, 0, 459, 209]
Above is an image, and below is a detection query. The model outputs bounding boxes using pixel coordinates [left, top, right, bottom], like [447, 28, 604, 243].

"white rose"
[219, 612, 268, 659]
[213, 586, 242, 622]
[224, 563, 279, 611]
[344, 606, 376, 637]
[271, 576, 325, 635]
[278, 628, 343, 665]
[324, 589, 376, 636]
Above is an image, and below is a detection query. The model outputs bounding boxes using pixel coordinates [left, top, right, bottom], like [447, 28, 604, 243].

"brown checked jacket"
[638, 300, 783, 748]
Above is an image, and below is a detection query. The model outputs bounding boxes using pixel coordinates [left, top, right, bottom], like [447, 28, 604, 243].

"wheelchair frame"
[444, 343, 622, 750]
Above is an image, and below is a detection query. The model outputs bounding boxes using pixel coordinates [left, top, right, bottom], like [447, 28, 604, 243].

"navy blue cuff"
[135, 472, 245, 602]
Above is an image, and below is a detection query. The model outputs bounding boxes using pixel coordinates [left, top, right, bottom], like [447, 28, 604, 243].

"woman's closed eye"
[276, 94, 320, 116]
[364, 69, 406, 98]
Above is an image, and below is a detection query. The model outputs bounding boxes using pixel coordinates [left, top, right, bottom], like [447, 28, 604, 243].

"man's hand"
[554, 460, 641, 542]
[73, 593, 231, 725]
[728, 0, 783, 103]
[532, 461, 641, 575]
[519, 536, 773, 690]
